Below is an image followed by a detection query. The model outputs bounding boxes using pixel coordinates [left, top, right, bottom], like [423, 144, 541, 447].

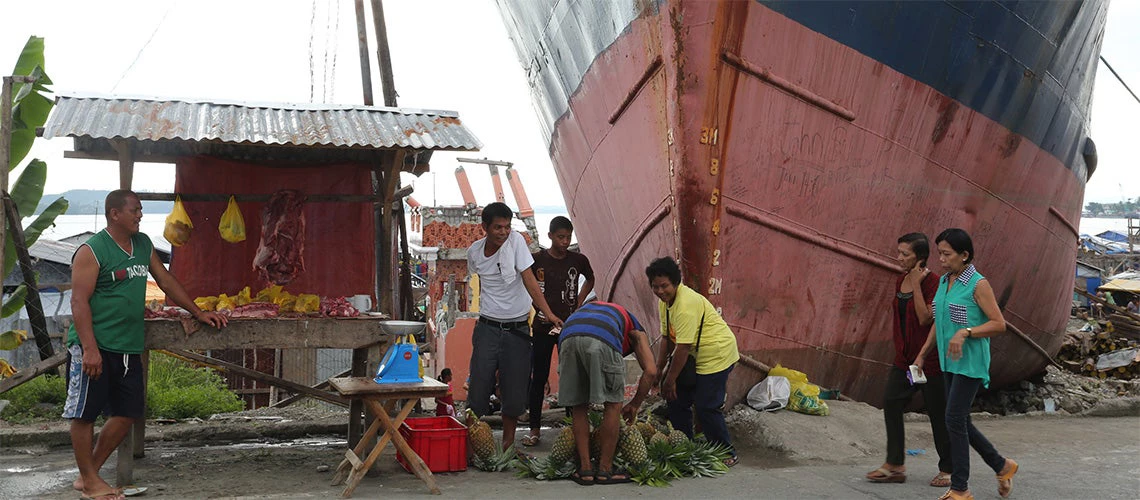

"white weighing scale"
[374, 320, 425, 384]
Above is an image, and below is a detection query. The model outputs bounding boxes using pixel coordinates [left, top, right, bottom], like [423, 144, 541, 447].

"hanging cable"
[308, 0, 318, 102]
[1101, 55, 1140, 105]
[328, 0, 341, 102]
[110, 1, 176, 93]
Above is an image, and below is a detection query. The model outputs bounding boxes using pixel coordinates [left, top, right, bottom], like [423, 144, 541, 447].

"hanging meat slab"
[254, 190, 307, 285]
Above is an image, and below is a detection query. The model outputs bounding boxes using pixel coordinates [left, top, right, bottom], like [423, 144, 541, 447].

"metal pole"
[0, 77, 13, 280]
[369, 0, 398, 107]
[353, 0, 374, 106]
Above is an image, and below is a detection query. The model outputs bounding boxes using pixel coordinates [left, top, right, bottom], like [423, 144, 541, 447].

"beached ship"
[494, 0, 1109, 403]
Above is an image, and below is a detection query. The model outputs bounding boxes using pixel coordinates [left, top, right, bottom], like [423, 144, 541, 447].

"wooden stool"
[328, 377, 449, 497]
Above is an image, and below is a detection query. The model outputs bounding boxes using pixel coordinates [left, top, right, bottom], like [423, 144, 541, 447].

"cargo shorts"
[557, 335, 625, 407]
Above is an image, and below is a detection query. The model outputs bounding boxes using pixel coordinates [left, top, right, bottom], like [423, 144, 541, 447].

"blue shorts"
[62, 344, 145, 421]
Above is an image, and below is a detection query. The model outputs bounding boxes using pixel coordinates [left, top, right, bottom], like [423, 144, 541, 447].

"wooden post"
[114, 139, 134, 189]
[398, 201, 414, 320]
[133, 351, 148, 458]
[0, 77, 13, 283]
[369, 0, 398, 107]
[2, 195, 54, 361]
[348, 347, 368, 448]
[353, 0, 374, 106]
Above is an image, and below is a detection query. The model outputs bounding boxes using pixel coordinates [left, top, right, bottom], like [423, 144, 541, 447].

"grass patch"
[0, 374, 67, 423]
[147, 352, 244, 419]
[0, 352, 244, 422]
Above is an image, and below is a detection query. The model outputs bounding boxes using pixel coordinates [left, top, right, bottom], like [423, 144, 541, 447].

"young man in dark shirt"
[522, 216, 594, 446]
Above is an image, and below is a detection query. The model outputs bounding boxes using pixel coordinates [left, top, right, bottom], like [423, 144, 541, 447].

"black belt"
[478, 317, 529, 330]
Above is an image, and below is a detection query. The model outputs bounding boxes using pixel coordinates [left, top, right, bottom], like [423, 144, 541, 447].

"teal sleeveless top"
[67, 230, 153, 354]
[932, 264, 991, 387]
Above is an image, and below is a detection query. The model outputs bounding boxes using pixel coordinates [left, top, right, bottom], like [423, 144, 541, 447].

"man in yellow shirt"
[647, 257, 740, 467]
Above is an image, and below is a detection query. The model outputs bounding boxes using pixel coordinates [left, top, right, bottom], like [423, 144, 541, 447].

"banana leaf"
[8, 36, 54, 170]
[3, 197, 69, 277]
[1, 284, 27, 318]
[10, 160, 46, 217]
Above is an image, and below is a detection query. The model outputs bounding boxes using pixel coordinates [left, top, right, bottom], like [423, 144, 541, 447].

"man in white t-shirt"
[467, 202, 563, 452]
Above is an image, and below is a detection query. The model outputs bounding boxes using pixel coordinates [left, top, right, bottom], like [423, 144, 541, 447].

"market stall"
[41, 95, 482, 486]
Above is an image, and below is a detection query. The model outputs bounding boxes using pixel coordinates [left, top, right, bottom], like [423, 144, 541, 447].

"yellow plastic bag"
[295, 294, 320, 313]
[218, 196, 246, 243]
[194, 296, 219, 312]
[769, 364, 829, 416]
[255, 285, 283, 303]
[216, 293, 237, 312]
[163, 196, 193, 246]
[234, 286, 252, 306]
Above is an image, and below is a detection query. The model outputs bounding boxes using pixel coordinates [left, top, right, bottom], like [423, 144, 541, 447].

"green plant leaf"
[10, 160, 46, 216]
[11, 36, 45, 78]
[3, 196, 69, 277]
[1, 284, 27, 318]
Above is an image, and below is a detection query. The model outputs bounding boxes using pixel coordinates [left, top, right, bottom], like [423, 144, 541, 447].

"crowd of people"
[64, 192, 1020, 499]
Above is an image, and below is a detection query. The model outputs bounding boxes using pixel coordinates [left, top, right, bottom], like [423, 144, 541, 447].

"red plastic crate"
[396, 416, 467, 473]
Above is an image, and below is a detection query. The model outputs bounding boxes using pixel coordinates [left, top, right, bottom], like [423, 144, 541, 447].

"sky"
[0, 0, 1137, 208]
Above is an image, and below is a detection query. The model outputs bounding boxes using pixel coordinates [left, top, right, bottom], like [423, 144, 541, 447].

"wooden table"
[113, 318, 391, 488]
[329, 376, 449, 497]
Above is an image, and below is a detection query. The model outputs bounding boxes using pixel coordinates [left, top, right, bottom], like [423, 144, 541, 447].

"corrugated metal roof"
[43, 95, 482, 151]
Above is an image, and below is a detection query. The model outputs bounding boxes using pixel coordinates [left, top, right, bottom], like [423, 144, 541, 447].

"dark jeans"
[468, 320, 532, 418]
[667, 364, 735, 455]
[528, 321, 558, 431]
[883, 366, 952, 472]
[944, 372, 1007, 492]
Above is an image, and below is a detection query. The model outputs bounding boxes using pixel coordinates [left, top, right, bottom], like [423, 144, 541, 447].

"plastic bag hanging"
[218, 196, 247, 243]
[163, 195, 193, 246]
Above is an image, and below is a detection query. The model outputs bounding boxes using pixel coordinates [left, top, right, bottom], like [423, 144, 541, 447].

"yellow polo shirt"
[658, 283, 739, 374]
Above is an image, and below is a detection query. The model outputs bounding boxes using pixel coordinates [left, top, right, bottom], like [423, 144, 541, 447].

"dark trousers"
[667, 364, 735, 454]
[944, 372, 1007, 492]
[528, 321, 557, 431]
[882, 366, 952, 472]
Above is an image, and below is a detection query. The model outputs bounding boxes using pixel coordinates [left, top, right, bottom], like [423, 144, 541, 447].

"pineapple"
[649, 432, 668, 447]
[589, 426, 602, 462]
[466, 409, 498, 467]
[617, 426, 649, 466]
[472, 446, 516, 472]
[667, 422, 689, 448]
[548, 426, 576, 466]
[636, 419, 656, 443]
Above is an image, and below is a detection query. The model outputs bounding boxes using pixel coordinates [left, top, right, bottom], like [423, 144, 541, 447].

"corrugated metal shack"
[41, 94, 481, 410]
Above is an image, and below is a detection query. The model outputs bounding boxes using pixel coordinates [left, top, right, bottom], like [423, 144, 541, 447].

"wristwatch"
[966, 327, 973, 338]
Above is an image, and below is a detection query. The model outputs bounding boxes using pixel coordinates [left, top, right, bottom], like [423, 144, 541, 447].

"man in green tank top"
[64, 190, 228, 500]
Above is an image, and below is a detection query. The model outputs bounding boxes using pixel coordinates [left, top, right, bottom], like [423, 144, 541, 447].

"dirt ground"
[3, 402, 1139, 499]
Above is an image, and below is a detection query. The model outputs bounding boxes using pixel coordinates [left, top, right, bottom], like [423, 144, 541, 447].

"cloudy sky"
[1, 0, 1137, 207]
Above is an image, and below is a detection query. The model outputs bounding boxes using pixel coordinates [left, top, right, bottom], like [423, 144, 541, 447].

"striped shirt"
[557, 302, 643, 355]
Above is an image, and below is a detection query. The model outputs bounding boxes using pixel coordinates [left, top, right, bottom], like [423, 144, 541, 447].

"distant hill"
[35, 190, 174, 215]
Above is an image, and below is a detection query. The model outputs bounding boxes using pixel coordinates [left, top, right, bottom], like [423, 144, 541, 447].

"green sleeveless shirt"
[933, 264, 992, 387]
[67, 230, 154, 354]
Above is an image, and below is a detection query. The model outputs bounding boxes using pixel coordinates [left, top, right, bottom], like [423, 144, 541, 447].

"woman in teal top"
[914, 229, 1018, 500]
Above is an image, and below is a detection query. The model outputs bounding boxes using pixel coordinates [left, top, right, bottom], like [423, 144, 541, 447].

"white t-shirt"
[467, 231, 535, 320]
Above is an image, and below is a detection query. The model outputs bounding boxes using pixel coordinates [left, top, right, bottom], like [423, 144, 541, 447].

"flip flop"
[594, 466, 633, 485]
[930, 472, 951, 487]
[122, 486, 148, 497]
[79, 490, 125, 500]
[520, 434, 540, 447]
[866, 467, 906, 483]
[570, 467, 595, 486]
[723, 455, 739, 468]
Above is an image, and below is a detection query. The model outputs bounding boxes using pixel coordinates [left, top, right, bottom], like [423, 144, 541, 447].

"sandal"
[570, 467, 595, 486]
[996, 458, 1018, 498]
[866, 467, 906, 483]
[930, 472, 951, 488]
[938, 488, 974, 500]
[594, 466, 633, 485]
[520, 434, 540, 447]
[723, 455, 739, 468]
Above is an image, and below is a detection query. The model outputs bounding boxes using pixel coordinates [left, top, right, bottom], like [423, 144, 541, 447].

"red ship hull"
[497, 0, 1104, 403]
